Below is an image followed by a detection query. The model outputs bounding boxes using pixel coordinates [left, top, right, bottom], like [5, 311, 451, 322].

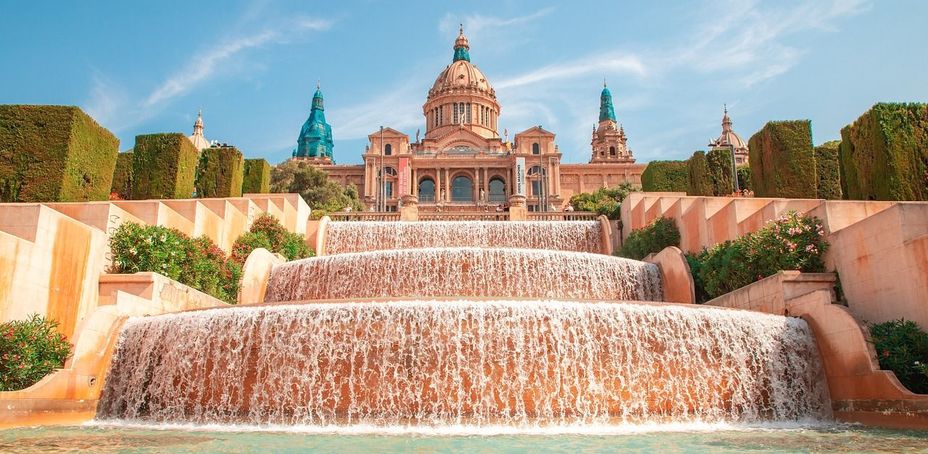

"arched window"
[451, 175, 473, 202]
[383, 166, 397, 177]
[418, 177, 435, 202]
[532, 143, 540, 155]
[385, 144, 392, 156]
[609, 146, 616, 156]
[488, 177, 506, 202]
[465, 103, 472, 123]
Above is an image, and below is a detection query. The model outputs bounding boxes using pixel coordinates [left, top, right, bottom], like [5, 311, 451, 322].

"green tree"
[270, 160, 363, 218]
[568, 183, 635, 219]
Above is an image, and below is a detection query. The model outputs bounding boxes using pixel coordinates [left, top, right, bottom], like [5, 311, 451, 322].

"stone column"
[400, 194, 419, 221]
[508, 194, 528, 221]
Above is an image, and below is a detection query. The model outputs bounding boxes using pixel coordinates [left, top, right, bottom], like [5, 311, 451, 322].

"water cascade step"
[265, 248, 663, 303]
[323, 221, 604, 254]
[97, 301, 830, 426]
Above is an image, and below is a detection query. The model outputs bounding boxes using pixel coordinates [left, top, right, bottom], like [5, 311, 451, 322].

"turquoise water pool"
[2, 424, 927, 453]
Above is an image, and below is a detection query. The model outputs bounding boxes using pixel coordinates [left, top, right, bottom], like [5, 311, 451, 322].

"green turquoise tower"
[296, 84, 334, 160]
[599, 83, 617, 123]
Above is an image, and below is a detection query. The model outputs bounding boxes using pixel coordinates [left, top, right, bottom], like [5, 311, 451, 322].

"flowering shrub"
[231, 214, 313, 265]
[109, 223, 240, 304]
[869, 319, 928, 394]
[617, 217, 680, 260]
[691, 211, 829, 301]
[0, 315, 71, 391]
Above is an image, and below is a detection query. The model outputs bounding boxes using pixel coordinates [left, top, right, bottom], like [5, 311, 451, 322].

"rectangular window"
[385, 181, 394, 198]
[531, 180, 542, 197]
[453, 104, 459, 124]
[466, 103, 472, 124]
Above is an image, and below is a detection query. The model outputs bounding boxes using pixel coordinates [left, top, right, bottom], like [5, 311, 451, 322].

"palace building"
[295, 26, 646, 211]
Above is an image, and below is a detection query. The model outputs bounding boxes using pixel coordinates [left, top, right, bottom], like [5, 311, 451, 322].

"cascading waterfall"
[97, 301, 831, 426]
[96, 219, 833, 429]
[264, 248, 663, 303]
[323, 221, 604, 255]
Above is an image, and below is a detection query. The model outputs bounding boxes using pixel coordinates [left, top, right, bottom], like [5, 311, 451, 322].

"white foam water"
[96, 300, 831, 427]
[323, 221, 604, 255]
[264, 247, 663, 303]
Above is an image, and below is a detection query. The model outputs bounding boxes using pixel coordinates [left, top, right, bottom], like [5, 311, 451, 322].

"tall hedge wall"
[131, 133, 198, 200]
[686, 151, 712, 196]
[737, 165, 752, 192]
[110, 151, 133, 199]
[242, 158, 271, 194]
[196, 146, 245, 198]
[748, 120, 817, 198]
[706, 148, 735, 196]
[641, 160, 688, 192]
[838, 103, 928, 201]
[815, 141, 842, 200]
[0, 105, 119, 202]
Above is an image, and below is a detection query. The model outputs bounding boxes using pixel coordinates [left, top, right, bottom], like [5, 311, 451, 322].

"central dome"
[428, 60, 495, 98]
[422, 25, 501, 141]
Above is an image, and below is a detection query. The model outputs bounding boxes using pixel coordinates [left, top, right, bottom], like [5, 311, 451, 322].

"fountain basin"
[264, 247, 663, 303]
[97, 300, 830, 426]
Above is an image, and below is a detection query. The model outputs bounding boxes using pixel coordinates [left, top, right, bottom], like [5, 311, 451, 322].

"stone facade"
[293, 27, 645, 211]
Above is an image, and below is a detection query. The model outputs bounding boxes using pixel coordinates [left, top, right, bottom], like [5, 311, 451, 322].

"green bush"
[0, 105, 119, 202]
[617, 217, 680, 260]
[131, 133, 198, 200]
[1, 314, 72, 391]
[839, 103, 928, 201]
[109, 222, 240, 304]
[196, 146, 245, 198]
[567, 183, 635, 220]
[110, 151, 133, 199]
[230, 214, 313, 265]
[748, 120, 817, 198]
[869, 319, 928, 394]
[736, 165, 752, 192]
[686, 151, 712, 196]
[242, 159, 271, 194]
[641, 161, 688, 192]
[707, 148, 735, 196]
[815, 141, 842, 200]
[691, 211, 829, 301]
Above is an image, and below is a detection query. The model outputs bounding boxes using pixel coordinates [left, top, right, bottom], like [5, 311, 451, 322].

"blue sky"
[1, 0, 925, 165]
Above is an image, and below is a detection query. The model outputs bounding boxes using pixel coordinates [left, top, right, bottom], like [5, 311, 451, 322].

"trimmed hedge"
[641, 160, 688, 192]
[815, 141, 842, 200]
[737, 165, 752, 192]
[838, 103, 928, 201]
[686, 151, 712, 196]
[567, 183, 635, 220]
[196, 146, 244, 198]
[748, 120, 817, 198]
[617, 217, 680, 260]
[242, 158, 271, 194]
[131, 133, 198, 200]
[110, 151, 133, 199]
[707, 148, 735, 196]
[0, 105, 119, 202]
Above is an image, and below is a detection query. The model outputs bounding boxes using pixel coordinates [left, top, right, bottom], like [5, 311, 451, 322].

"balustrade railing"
[526, 211, 599, 221]
[327, 212, 401, 222]
[419, 211, 510, 221]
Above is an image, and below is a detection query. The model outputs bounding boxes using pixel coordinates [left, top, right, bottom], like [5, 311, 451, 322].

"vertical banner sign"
[515, 157, 526, 196]
[398, 157, 410, 197]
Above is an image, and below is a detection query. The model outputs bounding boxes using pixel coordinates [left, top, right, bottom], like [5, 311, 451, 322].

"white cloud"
[144, 18, 331, 108]
[439, 7, 555, 35]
